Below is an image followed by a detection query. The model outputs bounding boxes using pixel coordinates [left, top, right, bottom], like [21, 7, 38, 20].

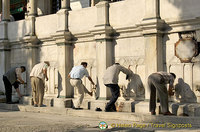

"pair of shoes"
[33, 104, 38, 107]
[163, 111, 175, 116]
[38, 104, 46, 107]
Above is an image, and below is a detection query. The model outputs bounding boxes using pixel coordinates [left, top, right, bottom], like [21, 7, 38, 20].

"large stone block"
[134, 101, 160, 115]
[169, 103, 200, 116]
[54, 98, 72, 108]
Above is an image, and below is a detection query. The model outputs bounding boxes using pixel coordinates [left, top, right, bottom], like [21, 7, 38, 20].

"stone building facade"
[1, 0, 200, 115]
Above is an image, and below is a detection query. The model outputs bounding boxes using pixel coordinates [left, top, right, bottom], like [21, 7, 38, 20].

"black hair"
[81, 62, 87, 66]
[20, 66, 26, 72]
[170, 73, 176, 79]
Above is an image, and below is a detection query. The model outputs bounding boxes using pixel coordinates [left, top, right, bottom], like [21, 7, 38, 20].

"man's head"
[170, 73, 176, 79]
[20, 66, 26, 72]
[44, 61, 50, 66]
[81, 62, 88, 68]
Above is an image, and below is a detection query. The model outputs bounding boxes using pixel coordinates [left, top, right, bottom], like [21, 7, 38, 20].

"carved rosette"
[175, 38, 198, 63]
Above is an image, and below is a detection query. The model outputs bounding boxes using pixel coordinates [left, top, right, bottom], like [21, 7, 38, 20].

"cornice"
[163, 18, 200, 33]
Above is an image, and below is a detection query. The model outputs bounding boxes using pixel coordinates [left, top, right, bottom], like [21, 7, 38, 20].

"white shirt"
[103, 64, 131, 84]
[69, 65, 89, 79]
[30, 62, 48, 79]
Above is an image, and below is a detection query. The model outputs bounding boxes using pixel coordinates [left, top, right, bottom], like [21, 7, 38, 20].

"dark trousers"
[3, 76, 19, 103]
[105, 84, 120, 111]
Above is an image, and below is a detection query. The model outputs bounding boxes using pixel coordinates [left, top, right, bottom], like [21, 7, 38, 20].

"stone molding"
[0, 39, 10, 51]
[90, 26, 114, 41]
[137, 18, 165, 35]
[22, 35, 40, 49]
[51, 31, 72, 46]
[164, 18, 200, 33]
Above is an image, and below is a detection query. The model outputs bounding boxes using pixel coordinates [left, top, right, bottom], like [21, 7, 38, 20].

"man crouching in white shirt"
[30, 61, 49, 107]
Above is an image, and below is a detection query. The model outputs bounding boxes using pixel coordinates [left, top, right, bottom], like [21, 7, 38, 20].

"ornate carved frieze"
[115, 57, 145, 68]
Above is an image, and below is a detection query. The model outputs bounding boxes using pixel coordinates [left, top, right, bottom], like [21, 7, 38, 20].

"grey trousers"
[148, 73, 169, 113]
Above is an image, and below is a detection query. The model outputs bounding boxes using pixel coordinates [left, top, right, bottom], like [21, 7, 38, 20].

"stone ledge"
[0, 103, 20, 111]
[1, 103, 200, 127]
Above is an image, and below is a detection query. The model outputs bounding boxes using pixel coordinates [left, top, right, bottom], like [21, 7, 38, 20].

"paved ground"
[0, 109, 200, 132]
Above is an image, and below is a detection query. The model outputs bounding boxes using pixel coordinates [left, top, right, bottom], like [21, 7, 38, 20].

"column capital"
[137, 18, 165, 35]
[90, 26, 114, 41]
[52, 31, 72, 46]
[22, 35, 40, 48]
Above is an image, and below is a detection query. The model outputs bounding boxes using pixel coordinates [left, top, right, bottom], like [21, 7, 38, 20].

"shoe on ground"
[33, 104, 38, 107]
[163, 111, 175, 116]
[95, 107, 102, 111]
[38, 104, 46, 107]
[151, 111, 156, 115]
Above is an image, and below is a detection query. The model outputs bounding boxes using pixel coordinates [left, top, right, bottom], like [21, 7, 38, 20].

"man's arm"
[120, 65, 132, 76]
[68, 74, 71, 78]
[16, 68, 25, 84]
[168, 84, 174, 96]
[88, 76, 95, 85]
[43, 68, 48, 81]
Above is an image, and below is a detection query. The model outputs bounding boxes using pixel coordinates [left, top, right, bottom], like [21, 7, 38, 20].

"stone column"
[0, 41, 10, 93]
[0, 0, 2, 13]
[56, 38, 73, 98]
[139, 0, 164, 100]
[52, 1, 73, 98]
[61, 0, 71, 10]
[2, 0, 10, 21]
[52, 32, 73, 98]
[0, 0, 10, 92]
[57, 0, 71, 32]
[29, 0, 37, 16]
[90, 1, 113, 100]
[23, 36, 39, 95]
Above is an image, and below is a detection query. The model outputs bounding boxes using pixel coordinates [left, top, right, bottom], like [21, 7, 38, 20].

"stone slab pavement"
[0, 109, 200, 132]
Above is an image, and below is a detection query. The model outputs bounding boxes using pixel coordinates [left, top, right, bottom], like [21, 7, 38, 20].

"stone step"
[1, 103, 200, 127]
[21, 96, 200, 117]
[15, 105, 200, 128]
[0, 103, 20, 111]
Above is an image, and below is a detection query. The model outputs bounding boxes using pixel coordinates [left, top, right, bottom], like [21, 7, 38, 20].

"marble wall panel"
[110, 0, 145, 28]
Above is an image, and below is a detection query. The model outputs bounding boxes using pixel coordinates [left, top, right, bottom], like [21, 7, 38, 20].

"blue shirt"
[69, 65, 89, 79]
